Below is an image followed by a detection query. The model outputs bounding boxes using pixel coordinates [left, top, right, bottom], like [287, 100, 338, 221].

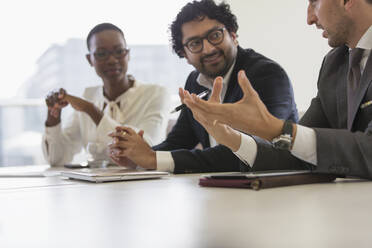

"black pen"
[170, 89, 210, 113]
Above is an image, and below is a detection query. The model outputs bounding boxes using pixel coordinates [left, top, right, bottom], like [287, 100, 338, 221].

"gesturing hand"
[178, 87, 186, 104]
[182, 77, 242, 151]
[183, 70, 283, 141]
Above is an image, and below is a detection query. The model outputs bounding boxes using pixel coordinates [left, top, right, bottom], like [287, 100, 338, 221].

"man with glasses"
[42, 23, 170, 166]
[108, 0, 297, 173]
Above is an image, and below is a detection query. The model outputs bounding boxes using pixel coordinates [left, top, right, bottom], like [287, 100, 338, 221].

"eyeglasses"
[93, 48, 130, 61]
[183, 27, 226, 54]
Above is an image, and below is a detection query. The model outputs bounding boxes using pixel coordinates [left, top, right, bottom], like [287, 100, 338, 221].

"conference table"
[0, 165, 372, 248]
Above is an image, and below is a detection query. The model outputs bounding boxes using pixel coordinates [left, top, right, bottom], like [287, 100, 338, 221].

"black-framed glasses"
[93, 48, 130, 61]
[183, 27, 226, 54]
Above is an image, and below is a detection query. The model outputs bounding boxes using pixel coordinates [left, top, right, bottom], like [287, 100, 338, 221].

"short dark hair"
[170, 0, 238, 58]
[86, 23, 125, 51]
[367, 0, 372, 4]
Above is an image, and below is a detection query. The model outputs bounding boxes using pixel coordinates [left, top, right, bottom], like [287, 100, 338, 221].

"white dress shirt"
[42, 80, 171, 166]
[236, 25, 372, 167]
[157, 60, 236, 172]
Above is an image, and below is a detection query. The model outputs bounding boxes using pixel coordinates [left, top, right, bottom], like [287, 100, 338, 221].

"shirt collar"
[97, 80, 138, 111]
[196, 59, 236, 90]
[102, 80, 137, 103]
[356, 25, 372, 50]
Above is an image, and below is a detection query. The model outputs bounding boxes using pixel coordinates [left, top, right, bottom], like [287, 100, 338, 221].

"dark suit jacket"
[153, 46, 298, 174]
[252, 45, 372, 179]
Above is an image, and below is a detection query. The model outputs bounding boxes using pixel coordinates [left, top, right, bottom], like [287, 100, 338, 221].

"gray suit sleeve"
[314, 124, 372, 179]
[251, 136, 314, 172]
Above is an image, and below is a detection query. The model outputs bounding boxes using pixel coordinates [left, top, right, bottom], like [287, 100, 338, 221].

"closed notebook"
[199, 170, 337, 190]
[61, 167, 169, 183]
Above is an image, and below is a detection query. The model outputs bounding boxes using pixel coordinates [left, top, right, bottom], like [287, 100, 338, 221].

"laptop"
[60, 167, 169, 183]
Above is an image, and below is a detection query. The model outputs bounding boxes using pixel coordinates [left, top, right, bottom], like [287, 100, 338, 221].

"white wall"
[228, 0, 332, 111]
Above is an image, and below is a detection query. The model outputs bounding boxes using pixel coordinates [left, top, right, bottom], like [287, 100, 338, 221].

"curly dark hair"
[170, 0, 238, 58]
[86, 23, 124, 51]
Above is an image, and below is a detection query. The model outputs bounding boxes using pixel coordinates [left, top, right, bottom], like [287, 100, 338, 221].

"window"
[0, 0, 191, 166]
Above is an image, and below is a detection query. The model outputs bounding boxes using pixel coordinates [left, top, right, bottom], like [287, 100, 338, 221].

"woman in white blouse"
[42, 23, 170, 166]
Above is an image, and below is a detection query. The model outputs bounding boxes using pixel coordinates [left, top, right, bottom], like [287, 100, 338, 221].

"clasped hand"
[108, 127, 156, 170]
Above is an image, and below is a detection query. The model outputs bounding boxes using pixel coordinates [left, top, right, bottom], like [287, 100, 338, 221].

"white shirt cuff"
[44, 123, 62, 139]
[156, 151, 175, 172]
[291, 125, 317, 165]
[233, 133, 257, 168]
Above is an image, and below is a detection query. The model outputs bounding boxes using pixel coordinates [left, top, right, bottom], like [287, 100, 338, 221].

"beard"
[327, 26, 350, 47]
[199, 50, 231, 78]
[326, 11, 353, 48]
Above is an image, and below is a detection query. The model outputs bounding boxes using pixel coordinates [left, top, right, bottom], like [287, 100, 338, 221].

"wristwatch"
[272, 120, 293, 150]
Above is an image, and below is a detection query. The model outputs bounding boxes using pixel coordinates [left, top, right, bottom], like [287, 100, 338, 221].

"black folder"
[199, 170, 337, 190]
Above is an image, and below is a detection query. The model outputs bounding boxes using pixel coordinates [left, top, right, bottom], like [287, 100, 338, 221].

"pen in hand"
[170, 89, 210, 113]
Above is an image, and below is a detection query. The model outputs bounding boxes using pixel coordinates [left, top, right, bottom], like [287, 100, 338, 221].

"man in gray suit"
[182, 0, 372, 179]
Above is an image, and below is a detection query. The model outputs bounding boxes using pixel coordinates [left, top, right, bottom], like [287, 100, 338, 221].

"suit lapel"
[348, 52, 372, 130]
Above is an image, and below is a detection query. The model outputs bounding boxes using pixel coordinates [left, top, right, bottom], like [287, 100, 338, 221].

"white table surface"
[0, 166, 371, 248]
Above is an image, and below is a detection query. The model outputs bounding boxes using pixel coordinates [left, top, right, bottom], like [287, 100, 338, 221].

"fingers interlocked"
[108, 126, 136, 158]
